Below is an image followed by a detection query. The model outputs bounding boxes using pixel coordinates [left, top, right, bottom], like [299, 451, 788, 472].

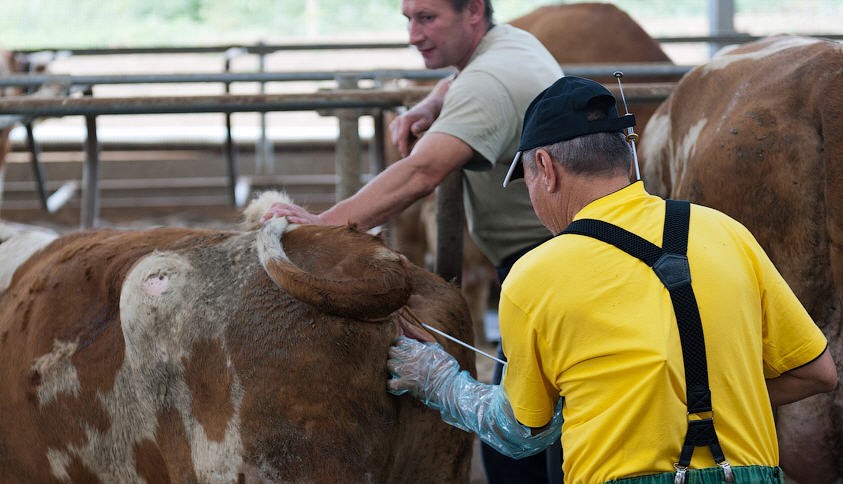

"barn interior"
[1, 1, 841, 483]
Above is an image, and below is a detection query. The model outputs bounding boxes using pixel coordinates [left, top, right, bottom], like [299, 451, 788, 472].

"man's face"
[402, 0, 476, 70]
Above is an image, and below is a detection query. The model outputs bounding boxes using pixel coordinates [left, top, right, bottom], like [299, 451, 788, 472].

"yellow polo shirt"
[500, 182, 827, 483]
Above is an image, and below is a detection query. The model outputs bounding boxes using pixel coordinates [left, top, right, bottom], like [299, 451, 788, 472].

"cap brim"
[503, 151, 524, 188]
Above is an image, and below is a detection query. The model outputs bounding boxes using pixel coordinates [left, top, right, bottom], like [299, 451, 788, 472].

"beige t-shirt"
[428, 24, 562, 266]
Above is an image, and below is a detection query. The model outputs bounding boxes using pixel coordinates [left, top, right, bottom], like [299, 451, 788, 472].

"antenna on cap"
[613, 71, 641, 181]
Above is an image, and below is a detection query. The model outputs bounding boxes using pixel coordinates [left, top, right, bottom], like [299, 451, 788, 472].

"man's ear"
[535, 149, 558, 193]
[467, 0, 485, 22]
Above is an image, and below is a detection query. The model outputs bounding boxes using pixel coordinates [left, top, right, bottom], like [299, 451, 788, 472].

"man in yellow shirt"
[387, 76, 838, 483]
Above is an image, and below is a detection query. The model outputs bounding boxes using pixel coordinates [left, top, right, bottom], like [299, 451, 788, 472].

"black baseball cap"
[503, 76, 636, 187]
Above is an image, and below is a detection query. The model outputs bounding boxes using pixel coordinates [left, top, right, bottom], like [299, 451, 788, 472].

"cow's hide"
[0, 194, 476, 483]
[639, 34, 843, 483]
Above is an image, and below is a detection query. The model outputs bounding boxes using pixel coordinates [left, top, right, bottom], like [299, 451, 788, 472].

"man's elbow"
[812, 349, 838, 394]
[408, 164, 448, 197]
[819, 367, 839, 393]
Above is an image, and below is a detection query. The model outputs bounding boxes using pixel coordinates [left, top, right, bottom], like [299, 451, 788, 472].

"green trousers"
[605, 465, 783, 484]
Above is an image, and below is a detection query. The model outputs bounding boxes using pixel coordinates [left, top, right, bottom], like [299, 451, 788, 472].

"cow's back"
[509, 3, 671, 66]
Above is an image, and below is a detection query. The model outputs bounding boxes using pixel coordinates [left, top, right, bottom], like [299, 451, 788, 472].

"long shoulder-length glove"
[387, 335, 562, 459]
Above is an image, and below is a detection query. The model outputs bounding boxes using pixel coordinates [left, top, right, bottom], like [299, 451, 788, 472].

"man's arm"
[389, 75, 454, 157]
[387, 335, 562, 459]
[766, 347, 838, 408]
[262, 131, 474, 231]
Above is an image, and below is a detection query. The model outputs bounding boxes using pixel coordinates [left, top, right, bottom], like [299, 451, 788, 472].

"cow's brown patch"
[134, 438, 173, 484]
[151, 405, 198, 482]
[64, 453, 103, 484]
[184, 338, 234, 443]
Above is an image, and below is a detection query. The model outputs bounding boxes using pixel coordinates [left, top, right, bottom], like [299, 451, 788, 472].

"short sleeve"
[428, 70, 518, 167]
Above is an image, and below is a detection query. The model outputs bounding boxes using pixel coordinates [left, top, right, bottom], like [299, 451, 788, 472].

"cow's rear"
[0, 206, 475, 483]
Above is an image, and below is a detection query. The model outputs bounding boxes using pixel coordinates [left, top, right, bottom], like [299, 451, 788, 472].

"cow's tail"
[256, 218, 411, 321]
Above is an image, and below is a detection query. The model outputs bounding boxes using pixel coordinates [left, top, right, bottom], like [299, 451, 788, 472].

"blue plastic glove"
[387, 335, 562, 459]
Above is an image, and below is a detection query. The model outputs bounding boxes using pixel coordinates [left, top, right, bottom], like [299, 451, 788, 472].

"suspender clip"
[719, 460, 735, 482]
[673, 463, 688, 484]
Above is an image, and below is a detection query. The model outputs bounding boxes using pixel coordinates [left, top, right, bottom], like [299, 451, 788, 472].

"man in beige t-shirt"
[263, 0, 560, 266]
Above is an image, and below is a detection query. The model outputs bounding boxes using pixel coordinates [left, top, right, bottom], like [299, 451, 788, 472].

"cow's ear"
[258, 223, 411, 321]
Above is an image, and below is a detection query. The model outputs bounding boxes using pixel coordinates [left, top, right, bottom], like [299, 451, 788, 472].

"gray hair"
[523, 132, 633, 178]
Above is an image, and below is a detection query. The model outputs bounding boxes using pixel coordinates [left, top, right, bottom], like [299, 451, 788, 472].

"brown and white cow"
[389, 2, 677, 345]
[0, 192, 476, 483]
[639, 35, 843, 483]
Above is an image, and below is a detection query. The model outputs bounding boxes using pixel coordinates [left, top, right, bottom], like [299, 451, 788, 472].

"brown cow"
[0, 192, 476, 483]
[389, 2, 676, 345]
[509, 2, 676, 132]
[639, 35, 843, 483]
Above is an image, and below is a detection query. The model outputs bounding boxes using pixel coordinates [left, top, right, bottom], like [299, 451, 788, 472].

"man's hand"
[260, 201, 326, 225]
[386, 337, 564, 459]
[389, 75, 453, 157]
[389, 107, 435, 158]
[387, 336, 460, 401]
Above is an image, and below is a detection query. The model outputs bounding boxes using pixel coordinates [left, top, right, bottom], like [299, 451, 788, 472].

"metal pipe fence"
[10, 33, 842, 58]
[0, 64, 691, 90]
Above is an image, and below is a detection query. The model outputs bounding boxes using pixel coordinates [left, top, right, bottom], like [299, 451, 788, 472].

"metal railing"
[10, 33, 843, 58]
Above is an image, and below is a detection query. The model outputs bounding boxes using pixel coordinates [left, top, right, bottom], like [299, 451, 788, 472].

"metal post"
[708, 0, 736, 58]
[80, 88, 100, 229]
[434, 170, 464, 285]
[370, 73, 391, 176]
[257, 41, 273, 176]
[334, 73, 363, 201]
[25, 123, 49, 210]
[223, 47, 245, 206]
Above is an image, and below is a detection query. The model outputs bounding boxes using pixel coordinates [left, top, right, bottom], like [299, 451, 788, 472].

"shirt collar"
[572, 181, 648, 222]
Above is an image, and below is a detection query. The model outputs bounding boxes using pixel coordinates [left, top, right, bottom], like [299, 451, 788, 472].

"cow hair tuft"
[240, 190, 295, 230]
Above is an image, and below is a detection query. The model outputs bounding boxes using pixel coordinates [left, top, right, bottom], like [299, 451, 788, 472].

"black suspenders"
[561, 200, 734, 483]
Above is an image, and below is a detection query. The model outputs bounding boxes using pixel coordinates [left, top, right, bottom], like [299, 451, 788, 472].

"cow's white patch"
[47, 448, 71, 482]
[0, 223, 58, 293]
[640, 112, 672, 198]
[673, 118, 708, 191]
[121, 252, 192, 342]
[33, 339, 81, 406]
[705, 36, 821, 73]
